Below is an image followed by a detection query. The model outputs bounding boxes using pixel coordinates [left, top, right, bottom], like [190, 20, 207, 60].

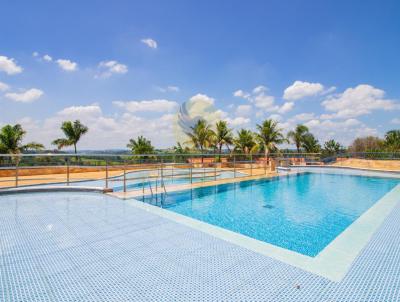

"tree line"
[1, 119, 400, 158]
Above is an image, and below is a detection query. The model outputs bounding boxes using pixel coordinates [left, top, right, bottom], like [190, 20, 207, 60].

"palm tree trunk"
[218, 144, 222, 162]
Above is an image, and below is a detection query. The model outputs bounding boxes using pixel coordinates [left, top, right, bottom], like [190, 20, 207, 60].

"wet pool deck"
[1, 174, 400, 301]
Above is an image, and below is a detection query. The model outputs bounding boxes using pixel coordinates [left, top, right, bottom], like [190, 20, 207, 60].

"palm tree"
[0, 124, 44, 164]
[173, 142, 190, 154]
[185, 119, 215, 162]
[287, 124, 309, 153]
[233, 129, 257, 155]
[384, 130, 400, 151]
[52, 120, 88, 155]
[127, 136, 155, 155]
[302, 133, 321, 153]
[215, 120, 233, 161]
[255, 119, 286, 158]
[323, 139, 343, 156]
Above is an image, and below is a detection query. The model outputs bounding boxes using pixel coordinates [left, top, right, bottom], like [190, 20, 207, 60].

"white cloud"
[0, 55, 23, 75]
[322, 84, 399, 119]
[32, 52, 39, 57]
[20, 104, 177, 149]
[5, 88, 43, 103]
[291, 113, 317, 122]
[58, 104, 102, 117]
[253, 93, 277, 110]
[189, 93, 215, 105]
[167, 86, 179, 92]
[234, 85, 294, 114]
[302, 117, 377, 145]
[268, 114, 283, 122]
[225, 116, 250, 127]
[391, 118, 400, 125]
[233, 89, 250, 99]
[156, 85, 180, 93]
[283, 81, 324, 101]
[141, 38, 158, 49]
[96, 60, 128, 78]
[277, 102, 294, 114]
[43, 54, 52, 62]
[56, 59, 78, 71]
[113, 99, 178, 113]
[0, 81, 10, 91]
[235, 104, 252, 116]
[252, 85, 267, 94]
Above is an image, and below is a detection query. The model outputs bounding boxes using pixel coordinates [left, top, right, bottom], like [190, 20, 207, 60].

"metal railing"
[2, 152, 398, 191]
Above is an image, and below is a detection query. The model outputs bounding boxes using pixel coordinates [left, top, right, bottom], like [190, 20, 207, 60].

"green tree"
[127, 136, 155, 155]
[52, 120, 88, 155]
[384, 130, 400, 151]
[348, 136, 384, 152]
[255, 119, 286, 157]
[323, 139, 343, 156]
[287, 124, 309, 153]
[233, 129, 257, 155]
[214, 120, 233, 161]
[302, 133, 321, 153]
[0, 124, 44, 155]
[173, 142, 190, 154]
[185, 119, 215, 162]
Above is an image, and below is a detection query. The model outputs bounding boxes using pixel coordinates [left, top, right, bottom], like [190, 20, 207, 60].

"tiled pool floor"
[1, 192, 400, 301]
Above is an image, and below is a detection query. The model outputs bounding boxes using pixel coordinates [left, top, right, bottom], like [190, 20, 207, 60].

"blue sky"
[1, 0, 400, 149]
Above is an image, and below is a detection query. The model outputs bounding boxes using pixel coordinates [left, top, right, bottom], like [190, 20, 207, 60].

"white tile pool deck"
[1, 189, 400, 301]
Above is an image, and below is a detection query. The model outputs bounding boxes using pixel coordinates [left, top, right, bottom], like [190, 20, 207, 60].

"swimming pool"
[142, 172, 400, 257]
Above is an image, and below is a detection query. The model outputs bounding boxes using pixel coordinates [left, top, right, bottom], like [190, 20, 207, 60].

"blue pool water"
[142, 172, 400, 256]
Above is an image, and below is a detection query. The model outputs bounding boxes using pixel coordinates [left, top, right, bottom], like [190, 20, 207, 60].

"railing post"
[190, 165, 193, 184]
[105, 159, 109, 189]
[160, 157, 164, 187]
[172, 155, 175, 183]
[214, 162, 217, 181]
[123, 160, 127, 193]
[233, 155, 236, 178]
[66, 157, 70, 186]
[15, 159, 19, 188]
[250, 153, 253, 176]
[264, 156, 267, 175]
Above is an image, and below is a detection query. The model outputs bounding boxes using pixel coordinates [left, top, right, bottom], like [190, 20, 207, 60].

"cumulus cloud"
[225, 116, 250, 127]
[321, 84, 399, 119]
[43, 54, 52, 62]
[141, 38, 158, 49]
[113, 99, 178, 113]
[283, 81, 324, 101]
[5, 88, 43, 103]
[32, 52, 39, 57]
[20, 104, 177, 149]
[96, 60, 128, 78]
[252, 85, 267, 94]
[58, 104, 102, 117]
[277, 102, 294, 114]
[189, 93, 215, 105]
[233, 89, 250, 99]
[0, 81, 10, 91]
[0, 55, 23, 75]
[56, 59, 78, 71]
[235, 104, 252, 116]
[234, 85, 294, 114]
